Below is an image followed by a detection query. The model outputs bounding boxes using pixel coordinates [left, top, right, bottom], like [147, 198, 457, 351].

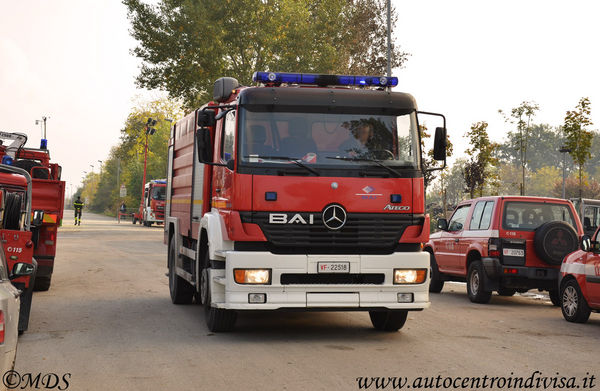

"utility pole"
[386, 0, 391, 77]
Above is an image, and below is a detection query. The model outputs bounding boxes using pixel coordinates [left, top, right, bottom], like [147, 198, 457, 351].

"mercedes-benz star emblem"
[322, 204, 347, 230]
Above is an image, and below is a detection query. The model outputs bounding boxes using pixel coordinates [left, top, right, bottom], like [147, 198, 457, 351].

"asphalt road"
[14, 211, 600, 391]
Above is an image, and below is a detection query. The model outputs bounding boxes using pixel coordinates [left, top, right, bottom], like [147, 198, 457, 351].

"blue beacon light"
[252, 72, 398, 87]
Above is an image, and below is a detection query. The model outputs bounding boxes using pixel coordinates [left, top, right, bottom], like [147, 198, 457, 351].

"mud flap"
[481, 258, 500, 291]
[18, 259, 37, 333]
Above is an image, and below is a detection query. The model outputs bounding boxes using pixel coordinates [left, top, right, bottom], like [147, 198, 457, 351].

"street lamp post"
[560, 146, 571, 199]
[139, 118, 158, 217]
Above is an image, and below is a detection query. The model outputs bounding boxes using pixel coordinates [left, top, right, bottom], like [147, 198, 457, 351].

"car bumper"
[482, 257, 559, 290]
[210, 251, 430, 311]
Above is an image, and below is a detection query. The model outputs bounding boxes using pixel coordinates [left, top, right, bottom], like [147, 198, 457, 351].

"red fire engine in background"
[0, 132, 65, 291]
[164, 72, 447, 332]
[133, 179, 167, 226]
[0, 164, 37, 333]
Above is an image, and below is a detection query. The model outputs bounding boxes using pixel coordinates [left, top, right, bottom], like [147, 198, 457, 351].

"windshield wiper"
[326, 156, 402, 177]
[244, 155, 320, 176]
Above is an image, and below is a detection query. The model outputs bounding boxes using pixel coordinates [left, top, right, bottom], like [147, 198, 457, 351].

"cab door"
[436, 204, 470, 273]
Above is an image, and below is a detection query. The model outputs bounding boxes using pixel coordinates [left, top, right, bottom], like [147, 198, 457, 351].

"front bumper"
[210, 251, 430, 311]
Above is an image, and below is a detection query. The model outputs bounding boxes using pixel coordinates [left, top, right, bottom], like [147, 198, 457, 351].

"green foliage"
[123, 0, 409, 109]
[463, 121, 498, 197]
[78, 98, 182, 214]
[563, 97, 594, 198]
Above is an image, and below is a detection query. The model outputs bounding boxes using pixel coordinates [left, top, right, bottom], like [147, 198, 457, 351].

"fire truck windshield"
[151, 186, 166, 201]
[239, 109, 420, 174]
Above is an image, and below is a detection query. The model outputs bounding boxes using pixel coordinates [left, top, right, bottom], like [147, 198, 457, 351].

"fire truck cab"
[134, 179, 166, 226]
[165, 72, 447, 332]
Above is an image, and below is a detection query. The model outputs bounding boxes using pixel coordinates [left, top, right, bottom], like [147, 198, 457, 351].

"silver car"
[0, 249, 34, 376]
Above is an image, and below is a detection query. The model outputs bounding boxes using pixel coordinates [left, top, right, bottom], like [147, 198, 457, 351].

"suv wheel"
[427, 251, 444, 293]
[467, 261, 492, 304]
[560, 279, 591, 323]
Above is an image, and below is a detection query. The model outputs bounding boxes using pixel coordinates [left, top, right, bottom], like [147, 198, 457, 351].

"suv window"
[448, 205, 470, 231]
[469, 201, 494, 230]
[583, 205, 600, 234]
[502, 202, 576, 230]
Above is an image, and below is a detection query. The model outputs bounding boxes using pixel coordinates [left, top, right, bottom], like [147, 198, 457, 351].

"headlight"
[394, 269, 427, 284]
[234, 269, 271, 284]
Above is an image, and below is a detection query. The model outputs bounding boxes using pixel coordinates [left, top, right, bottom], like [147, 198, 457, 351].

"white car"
[0, 249, 34, 377]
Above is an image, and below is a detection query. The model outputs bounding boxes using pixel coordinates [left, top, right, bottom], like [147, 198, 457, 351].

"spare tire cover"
[533, 221, 578, 265]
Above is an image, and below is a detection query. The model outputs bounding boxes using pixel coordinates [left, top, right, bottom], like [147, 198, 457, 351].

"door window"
[448, 205, 470, 232]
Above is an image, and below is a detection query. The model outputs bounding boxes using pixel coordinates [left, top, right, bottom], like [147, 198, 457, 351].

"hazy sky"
[1, 0, 599, 194]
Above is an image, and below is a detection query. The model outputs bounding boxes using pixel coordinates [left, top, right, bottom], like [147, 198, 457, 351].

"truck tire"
[4, 193, 22, 230]
[168, 240, 194, 304]
[201, 251, 237, 332]
[33, 275, 52, 291]
[369, 310, 408, 331]
[467, 261, 492, 304]
[427, 250, 444, 293]
[560, 279, 591, 323]
[533, 222, 578, 265]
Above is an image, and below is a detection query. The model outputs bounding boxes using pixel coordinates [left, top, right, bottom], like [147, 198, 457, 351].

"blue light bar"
[1, 156, 13, 165]
[252, 72, 398, 87]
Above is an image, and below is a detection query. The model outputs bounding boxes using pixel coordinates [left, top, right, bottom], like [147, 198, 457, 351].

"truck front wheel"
[369, 310, 408, 331]
[168, 240, 194, 304]
[427, 251, 444, 293]
[201, 252, 237, 332]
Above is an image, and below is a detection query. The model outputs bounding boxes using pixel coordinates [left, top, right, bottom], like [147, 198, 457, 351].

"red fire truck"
[133, 179, 167, 226]
[0, 132, 65, 291]
[164, 72, 447, 332]
[0, 164, 37, 333]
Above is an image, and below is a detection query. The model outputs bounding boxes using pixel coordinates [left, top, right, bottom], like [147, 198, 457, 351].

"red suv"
[559, 231, 600, 322]
[425, 196, 583, 304]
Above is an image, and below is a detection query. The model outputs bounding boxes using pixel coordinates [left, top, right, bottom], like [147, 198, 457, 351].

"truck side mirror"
[433, 127, 447, 161]
[196, 128, 213, 163]
[198, 109, 216, 127]
[437, 218, 448, 231]
[32, 210, 44, 226]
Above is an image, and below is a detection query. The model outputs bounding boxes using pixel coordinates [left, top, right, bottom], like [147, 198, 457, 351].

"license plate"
[503, 248, 524, 257]
[317, 262, 350, 273]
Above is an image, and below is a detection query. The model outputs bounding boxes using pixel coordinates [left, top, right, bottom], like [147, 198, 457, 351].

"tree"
[124, 0, 409, 109]
[499, 101, 539, 195]
[80, 97, 182, 214]
[529, 166, 561, 197]
[463, 121, 498, 198]
[496, 124, 567, 173]
[563, 97, 594, 198]
[551, 175, 600, 199]
[493, 163, 521, 196]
